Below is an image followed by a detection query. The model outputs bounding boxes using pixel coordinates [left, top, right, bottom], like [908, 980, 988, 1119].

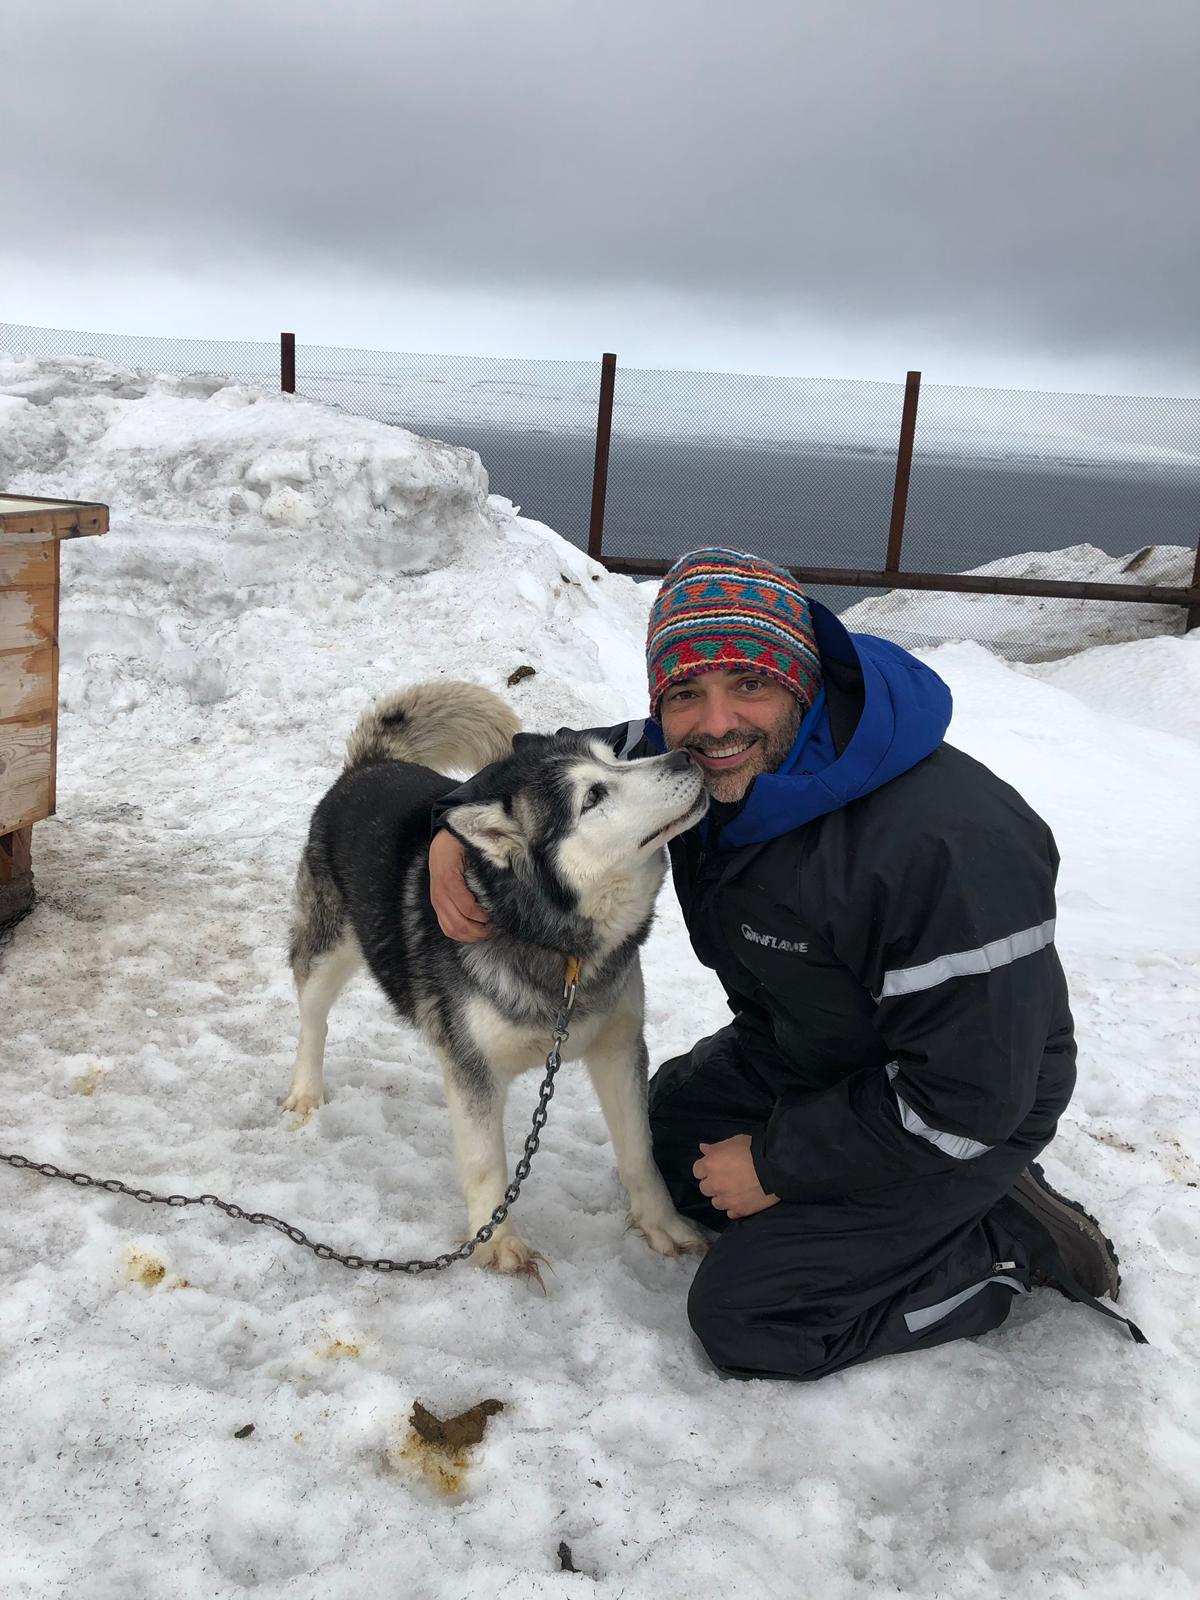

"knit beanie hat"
[646, 547, 822, 715]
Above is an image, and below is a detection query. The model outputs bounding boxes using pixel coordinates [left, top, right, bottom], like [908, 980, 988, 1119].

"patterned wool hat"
[647, 547, 822, 715]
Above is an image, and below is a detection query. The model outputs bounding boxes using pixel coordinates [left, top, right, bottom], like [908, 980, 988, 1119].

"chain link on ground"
[0, 979, 578, 1275]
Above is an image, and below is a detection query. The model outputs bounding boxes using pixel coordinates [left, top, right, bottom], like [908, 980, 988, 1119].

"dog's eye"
[582, 783, 608, 812]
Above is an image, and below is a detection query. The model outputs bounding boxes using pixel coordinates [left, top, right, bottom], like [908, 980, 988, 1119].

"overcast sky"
[4, 0, 1198, 392]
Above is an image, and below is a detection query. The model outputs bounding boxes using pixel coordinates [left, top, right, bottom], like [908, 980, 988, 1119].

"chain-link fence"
[0, 322, 604, 564]
[600, 366, 904, 624]
[3, 322, 1196, 658]
[0, 322, 278, 390]
[864, 378, 1198, 656]
[597, 361, 1199, 657]
[298, 339, 605, 553]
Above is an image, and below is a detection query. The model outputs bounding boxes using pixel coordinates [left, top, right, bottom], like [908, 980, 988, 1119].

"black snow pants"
[648, 1028, 1049, 1382]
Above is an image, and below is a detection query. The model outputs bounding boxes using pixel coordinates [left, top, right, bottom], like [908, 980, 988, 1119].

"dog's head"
[443, 732, 708, 912]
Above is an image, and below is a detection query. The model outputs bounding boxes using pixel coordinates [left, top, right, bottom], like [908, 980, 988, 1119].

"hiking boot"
[1009, 1162, 1121, 1301]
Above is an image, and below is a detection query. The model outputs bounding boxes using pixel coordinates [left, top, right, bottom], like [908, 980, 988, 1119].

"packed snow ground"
[1, 360, 1198, 1599]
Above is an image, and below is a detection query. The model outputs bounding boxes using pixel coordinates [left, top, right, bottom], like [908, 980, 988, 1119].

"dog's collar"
[564, 955, 584, 986]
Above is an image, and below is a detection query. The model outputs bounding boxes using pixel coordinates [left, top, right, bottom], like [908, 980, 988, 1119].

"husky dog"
[285, 681, 709, 1278]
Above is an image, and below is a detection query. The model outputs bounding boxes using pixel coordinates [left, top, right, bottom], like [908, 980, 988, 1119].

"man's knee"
[686, 1255, 741, 1373]
[647, 1044, 704, 1120]
[686, 1208, 1033, 1383]
[685, 1243, 825, 1382]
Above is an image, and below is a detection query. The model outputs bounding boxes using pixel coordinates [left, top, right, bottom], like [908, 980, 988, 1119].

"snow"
[0, 354, 493, 576]
[840, 542, 1195, 661]
[1, 359, 1198, 1598]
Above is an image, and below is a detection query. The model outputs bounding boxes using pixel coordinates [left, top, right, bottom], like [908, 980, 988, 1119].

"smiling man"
[431, 547, 1143, 1377]
[659, 670, 804, 798]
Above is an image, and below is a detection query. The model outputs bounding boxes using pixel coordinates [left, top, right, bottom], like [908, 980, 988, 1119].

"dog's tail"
[344, 681, 520, 775]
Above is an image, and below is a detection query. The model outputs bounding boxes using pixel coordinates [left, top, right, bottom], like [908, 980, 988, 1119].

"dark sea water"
[428, 424, 1199, 613]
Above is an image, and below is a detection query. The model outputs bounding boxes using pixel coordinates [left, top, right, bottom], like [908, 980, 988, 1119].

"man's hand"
[429, 829, 492, 942]
[693, 1134, 779, 1220]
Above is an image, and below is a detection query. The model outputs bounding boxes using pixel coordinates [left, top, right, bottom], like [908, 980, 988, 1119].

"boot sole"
[1011, 1162, 1122, 1301]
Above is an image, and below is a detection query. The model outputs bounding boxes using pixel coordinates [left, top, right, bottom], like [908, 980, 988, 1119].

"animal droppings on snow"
[410, 1397, 505, 1450]
[390, 1399, 506, 1500]
[317, 1336, 362, 1361]
[124, 1248, 167, 1288]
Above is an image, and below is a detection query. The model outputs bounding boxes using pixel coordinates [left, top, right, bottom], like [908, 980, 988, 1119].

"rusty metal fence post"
[1187, 530, 1200, 632]
[588, 353, 617, 561]
[885, 370, 921, 572]
[281, 331, 296, 394]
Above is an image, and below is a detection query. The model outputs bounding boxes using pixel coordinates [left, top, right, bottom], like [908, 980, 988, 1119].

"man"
[431, 547, 1143, 1378]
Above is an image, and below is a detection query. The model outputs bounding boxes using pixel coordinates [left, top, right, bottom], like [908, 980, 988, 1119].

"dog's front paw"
[472, 1232, 549, 1289]
[628, 1209, 709, 1258]
[282, 1085, 325, 1114]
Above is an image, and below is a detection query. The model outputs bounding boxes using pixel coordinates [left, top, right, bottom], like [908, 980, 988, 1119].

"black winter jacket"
[610, 722, 1077, 1202]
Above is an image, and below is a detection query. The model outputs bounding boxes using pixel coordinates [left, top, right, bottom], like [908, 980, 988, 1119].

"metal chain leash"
[0, 970, 580, 1276]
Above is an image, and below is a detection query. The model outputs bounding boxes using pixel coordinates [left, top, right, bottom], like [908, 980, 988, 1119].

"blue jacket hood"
[644, 600, 952, 848]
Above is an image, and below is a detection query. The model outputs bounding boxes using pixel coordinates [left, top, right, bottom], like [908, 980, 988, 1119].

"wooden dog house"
[1, 494, 107, 927]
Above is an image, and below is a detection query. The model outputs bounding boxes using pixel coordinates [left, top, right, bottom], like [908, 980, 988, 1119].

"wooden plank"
[0, 526, 61, 549]
[0, 496, 108, 541]
[49, 540, 60, 814]
[0, 820, 34, 926]
[0, 583, 55, 653]
[0, 540, 56, 588]
[0, 719, 52, 833]
[0, 493, 106, 511]
[0, 644, 54, 721]
[0, 826, 32, 882]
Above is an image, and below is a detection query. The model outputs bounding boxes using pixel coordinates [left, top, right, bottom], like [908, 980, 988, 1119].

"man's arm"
[430, 828, 492, 941]
[749, 820, 1069, 1201]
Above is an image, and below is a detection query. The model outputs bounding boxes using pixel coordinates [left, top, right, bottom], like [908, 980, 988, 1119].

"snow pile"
[0, 355, 655, 738]
[840, 541, 1194, 660]
[1, 358, 1199, 1598]
[0, 353, 493, 575]
[1029, 631, 1200, 747]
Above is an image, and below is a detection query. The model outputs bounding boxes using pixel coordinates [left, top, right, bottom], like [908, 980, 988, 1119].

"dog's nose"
[663, 749, 693, 772]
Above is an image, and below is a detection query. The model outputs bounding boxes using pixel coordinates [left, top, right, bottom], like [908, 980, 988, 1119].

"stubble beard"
[665, 696, 806, 804]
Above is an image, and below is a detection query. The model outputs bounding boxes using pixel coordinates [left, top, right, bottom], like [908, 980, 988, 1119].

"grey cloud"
[5, 0, 1198, 375]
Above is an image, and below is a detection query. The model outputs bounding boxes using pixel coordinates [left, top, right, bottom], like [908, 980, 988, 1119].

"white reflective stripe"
[877, 918, 1057, 1001]
[616, 720, 647, 760]
[894, 1093, 993, 1159]
[885, 1061, 992, 1160]
[905, 1274, 1028, 1335]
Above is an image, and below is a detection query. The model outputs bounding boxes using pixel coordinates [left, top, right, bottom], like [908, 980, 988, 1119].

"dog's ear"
[445, 801, 524, 867]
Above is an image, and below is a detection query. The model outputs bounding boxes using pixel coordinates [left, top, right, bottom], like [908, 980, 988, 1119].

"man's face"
[658, 670, 804, 803]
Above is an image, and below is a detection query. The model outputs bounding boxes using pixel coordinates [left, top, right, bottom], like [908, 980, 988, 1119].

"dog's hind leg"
[285, 855, 362, 1113]
[284, 933, 362, 1112]
[436, 1047, 546, 1283]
